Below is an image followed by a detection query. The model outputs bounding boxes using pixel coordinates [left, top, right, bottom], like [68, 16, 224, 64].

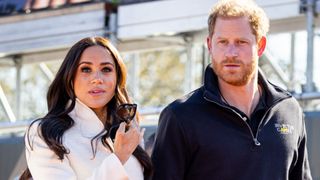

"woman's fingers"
[114, 121, 142, 164]
[117, 122, 126, 134]
[140, 128, 145, 139]
[126, 119, 144, 141]
[129, 118, 138, 129]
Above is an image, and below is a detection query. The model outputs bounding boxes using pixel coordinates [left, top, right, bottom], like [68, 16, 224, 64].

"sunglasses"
[115, 103, 137, 124]
[108, 103, 137, 140]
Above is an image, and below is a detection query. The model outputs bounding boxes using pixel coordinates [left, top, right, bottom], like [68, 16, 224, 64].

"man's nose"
[224, 44, 238, 58]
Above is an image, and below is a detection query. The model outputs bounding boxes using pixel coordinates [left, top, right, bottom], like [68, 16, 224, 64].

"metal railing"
[0, 106, 163, 135]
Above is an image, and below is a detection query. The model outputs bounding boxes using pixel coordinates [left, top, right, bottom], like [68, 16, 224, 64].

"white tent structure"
[1, 0, 320, 120]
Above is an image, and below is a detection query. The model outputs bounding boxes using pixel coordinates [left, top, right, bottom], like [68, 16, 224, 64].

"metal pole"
[132, 53, 140, 100]
[305, 0, 315, 92]
[263, 51, 289, 87]
[13, 56, 22, 120]
[184, 35, 193, 93]
[289, 33, 296, 91]
[108, 12, 117, 45]
[201, 44, 209, 84]
[0, 85, 16, 122]
[39, 63, 54, 81]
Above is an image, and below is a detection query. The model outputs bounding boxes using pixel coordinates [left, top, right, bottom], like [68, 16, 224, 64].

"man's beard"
[212, 58, 257, 86]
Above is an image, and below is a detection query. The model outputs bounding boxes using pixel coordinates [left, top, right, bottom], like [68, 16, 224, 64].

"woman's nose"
[91, 71, 103, 84]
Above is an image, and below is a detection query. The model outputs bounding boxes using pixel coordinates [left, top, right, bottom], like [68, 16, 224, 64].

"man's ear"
[207, 36, 212, 52]
[257, 36, 266, 57]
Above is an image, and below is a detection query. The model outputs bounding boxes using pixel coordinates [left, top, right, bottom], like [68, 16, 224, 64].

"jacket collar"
[203, 64, 291, 108]
[67, 98, 105, 138]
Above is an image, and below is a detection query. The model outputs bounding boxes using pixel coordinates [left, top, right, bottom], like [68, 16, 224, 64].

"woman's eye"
[80, 67, 91, 73]
[102, 67, 112, 73]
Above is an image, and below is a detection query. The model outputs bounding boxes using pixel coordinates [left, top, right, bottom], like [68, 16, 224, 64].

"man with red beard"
[152, 0, 312, 179]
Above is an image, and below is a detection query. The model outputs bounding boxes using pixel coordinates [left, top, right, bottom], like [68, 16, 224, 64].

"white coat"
[25, 99, 144, 180]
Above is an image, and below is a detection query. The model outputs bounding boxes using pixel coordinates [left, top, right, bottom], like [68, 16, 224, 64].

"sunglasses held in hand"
[115, 103, 137, 124]
[108, 103, 137, 140]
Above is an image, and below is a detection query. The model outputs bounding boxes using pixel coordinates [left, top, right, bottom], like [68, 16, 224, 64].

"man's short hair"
[208, 0, 269, 41]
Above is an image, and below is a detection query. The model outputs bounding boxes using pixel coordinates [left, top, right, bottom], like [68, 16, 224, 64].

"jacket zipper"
[204, 96, 260, 146]
[253, 96, 291, 144]
[204, 95, 291, 146]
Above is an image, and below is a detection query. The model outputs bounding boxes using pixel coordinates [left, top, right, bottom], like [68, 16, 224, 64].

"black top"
[152, 65, 312, 180]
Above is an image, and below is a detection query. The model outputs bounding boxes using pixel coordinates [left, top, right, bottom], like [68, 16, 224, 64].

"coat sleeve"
[289, 116, 313, 180]
[25, 123, 129, 180]
[151, 106, 191, 180]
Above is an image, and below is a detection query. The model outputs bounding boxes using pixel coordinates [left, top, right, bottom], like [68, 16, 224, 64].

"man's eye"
[218, 40, 227, 44]
[81, 67, 91, 73]
[238, 40, 247, 45]
[102, 67, 112, 73]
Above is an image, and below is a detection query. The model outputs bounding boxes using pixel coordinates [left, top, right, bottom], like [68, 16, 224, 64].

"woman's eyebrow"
[100, 62, 115, 67]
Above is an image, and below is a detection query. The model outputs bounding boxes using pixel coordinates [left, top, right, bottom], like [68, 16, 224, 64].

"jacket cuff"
[98, 153, 129, 179]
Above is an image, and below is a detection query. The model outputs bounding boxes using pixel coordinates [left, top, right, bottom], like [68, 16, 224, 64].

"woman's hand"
[113, 121, 145, 164]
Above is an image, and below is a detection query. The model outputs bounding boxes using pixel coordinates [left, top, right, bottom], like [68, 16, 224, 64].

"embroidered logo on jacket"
[274, 123, 294, 134]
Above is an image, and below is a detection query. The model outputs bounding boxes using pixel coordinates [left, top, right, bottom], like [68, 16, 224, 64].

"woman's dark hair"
[20, 37, 153, 179]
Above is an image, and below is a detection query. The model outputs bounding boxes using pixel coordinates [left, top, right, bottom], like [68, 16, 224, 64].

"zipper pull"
[254, 138, 261, 146]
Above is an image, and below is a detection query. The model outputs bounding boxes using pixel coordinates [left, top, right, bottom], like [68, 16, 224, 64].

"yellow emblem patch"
[275, 124, 294, 134]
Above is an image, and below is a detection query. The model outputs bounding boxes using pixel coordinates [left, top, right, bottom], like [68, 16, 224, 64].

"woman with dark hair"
[20, 37, 152, 180]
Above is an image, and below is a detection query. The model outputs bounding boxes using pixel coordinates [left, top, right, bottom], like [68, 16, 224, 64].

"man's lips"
[224, 63, 241, 68]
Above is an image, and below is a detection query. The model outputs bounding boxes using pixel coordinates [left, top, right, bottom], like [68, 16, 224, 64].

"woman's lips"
[88, 89, 105, 95]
